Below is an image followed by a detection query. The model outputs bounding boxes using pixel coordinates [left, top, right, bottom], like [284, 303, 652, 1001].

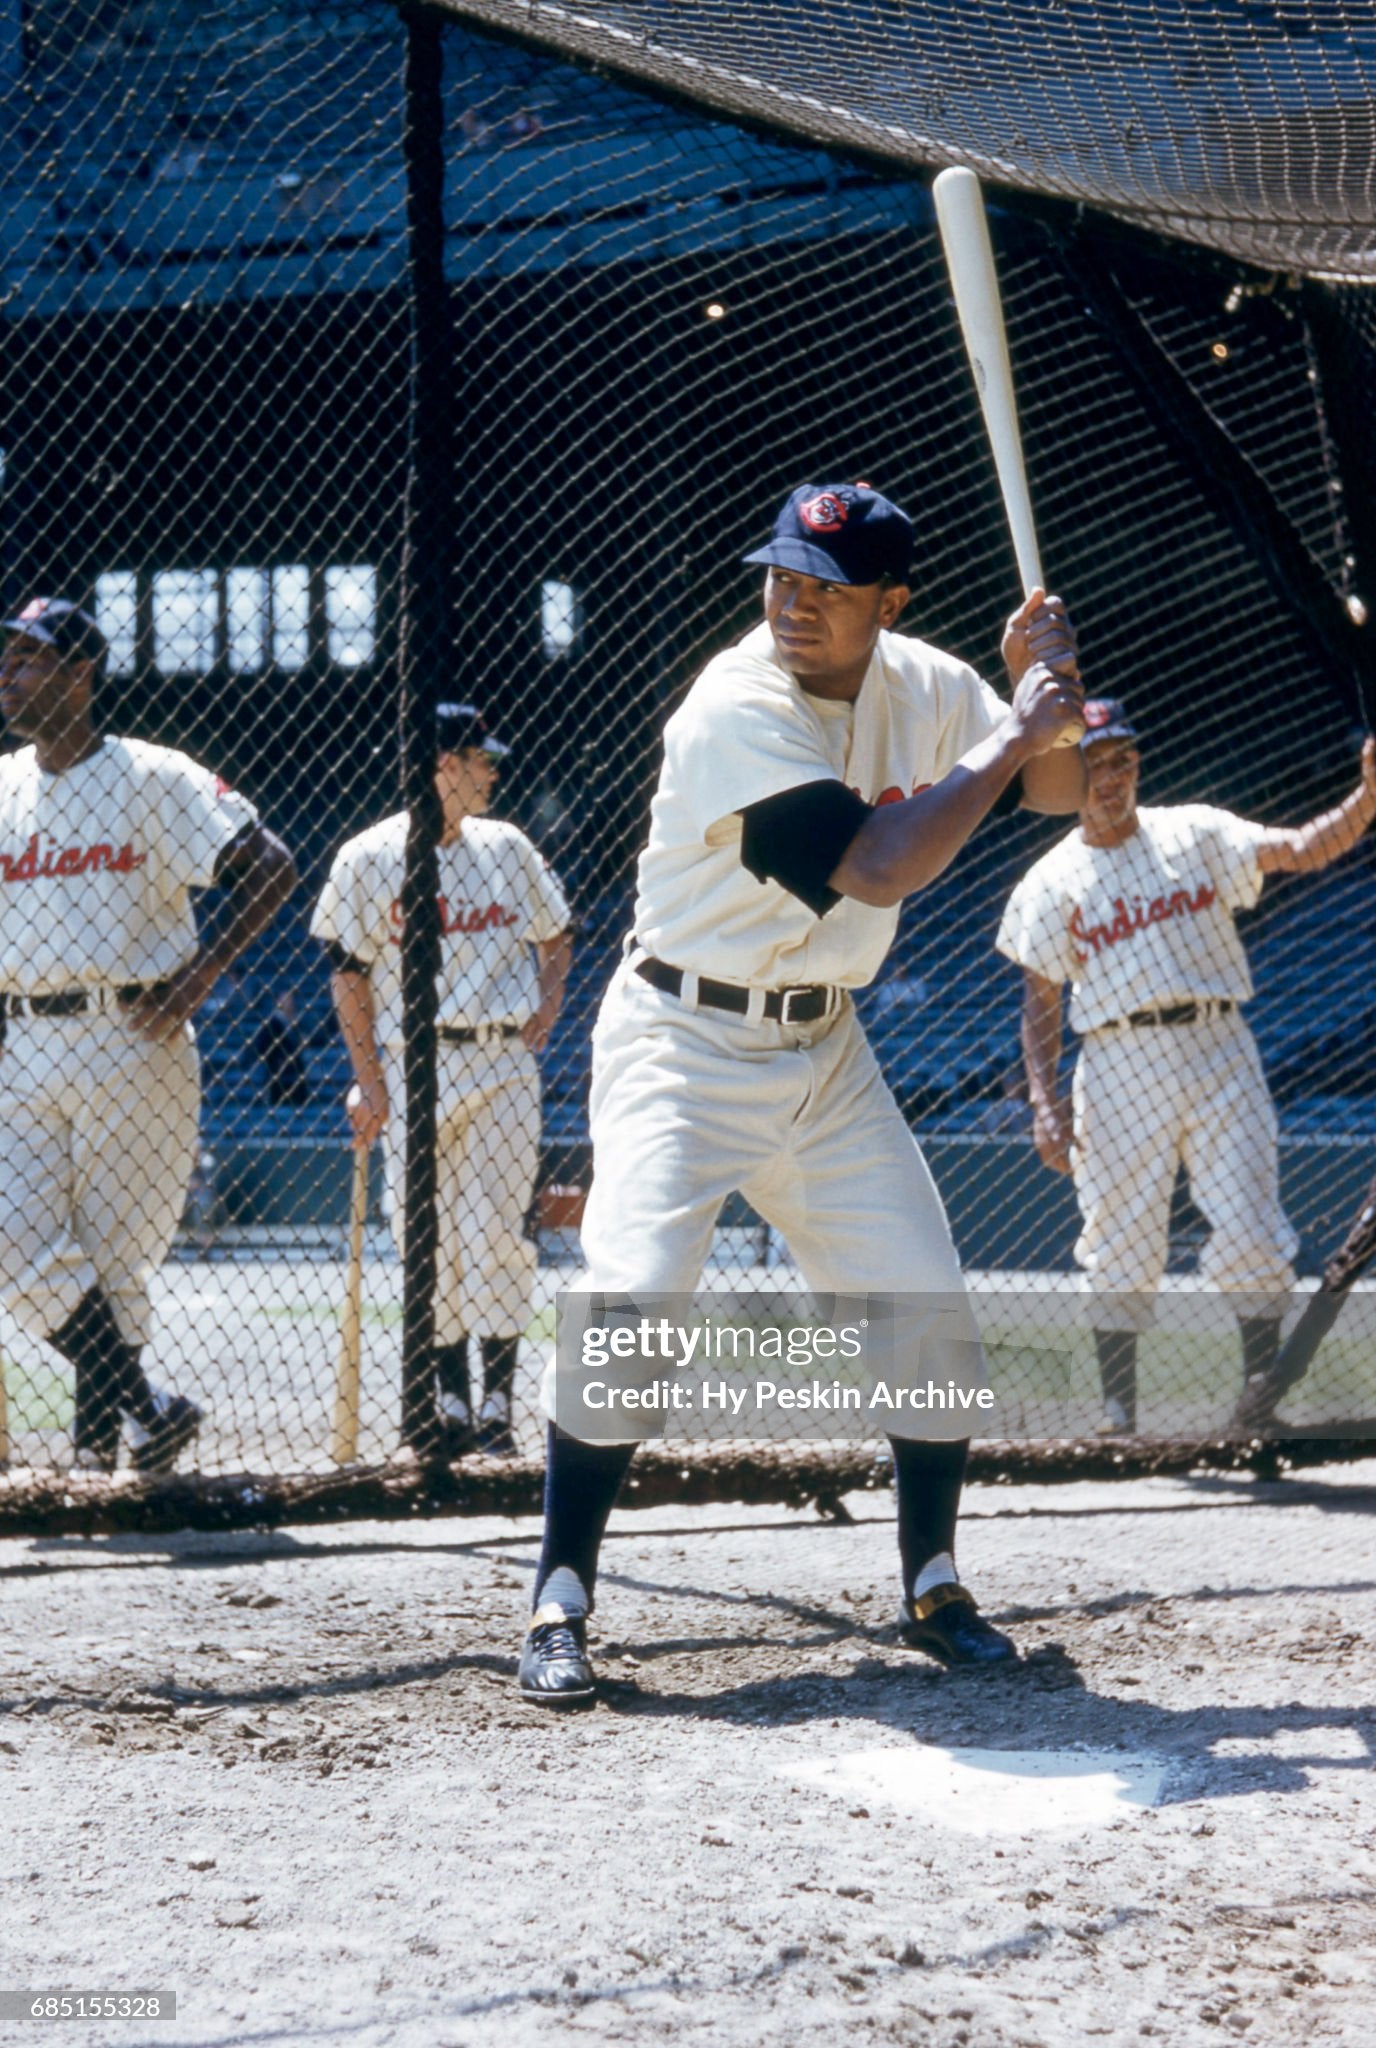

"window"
[540, 578, 581, 658]
[226, 568, 268, 672]
[94, 570, 137, 676]
[152, 569, 216, 675]
[272, 564, 310, 671]
[324, 564, 377, 667]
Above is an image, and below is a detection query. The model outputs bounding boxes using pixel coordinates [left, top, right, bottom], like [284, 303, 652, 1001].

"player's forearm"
[203, 828, 298, 977]
[535, 932, 573, 1020]
[830, 730, 1034, 908]
[1272, 779, 1376, 874]
[1020, 976, 1064, 1108]
[330, 969, 384, 1087]
[1018, 742, 1084, 816]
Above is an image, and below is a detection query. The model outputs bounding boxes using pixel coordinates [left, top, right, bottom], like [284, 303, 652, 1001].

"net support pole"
[397, 3, 450, 1455]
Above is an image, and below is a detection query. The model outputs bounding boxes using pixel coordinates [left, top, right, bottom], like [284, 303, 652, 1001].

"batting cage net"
[2, 0, 1375, 1531]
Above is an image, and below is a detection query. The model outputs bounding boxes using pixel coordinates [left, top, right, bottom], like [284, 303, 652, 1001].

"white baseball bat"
[933, 166, 1083, 745]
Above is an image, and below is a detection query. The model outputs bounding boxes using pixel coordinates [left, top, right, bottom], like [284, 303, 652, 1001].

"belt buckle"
[778, 986, 813, 1026]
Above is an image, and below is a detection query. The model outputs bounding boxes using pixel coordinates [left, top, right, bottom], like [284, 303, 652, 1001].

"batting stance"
[0, 598, 297, 1470]
[519, 480, 1086, 1706]
[997, 697, 1376, 1435]
[312, 704, 572, 1456]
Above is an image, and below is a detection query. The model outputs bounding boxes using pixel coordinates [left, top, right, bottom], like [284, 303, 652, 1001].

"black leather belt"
[635, 954, 836, 1025]
[2, 985, 150, 1017]
[439, 1023, 523, 1044]
[1105, 999, 1234, 1030]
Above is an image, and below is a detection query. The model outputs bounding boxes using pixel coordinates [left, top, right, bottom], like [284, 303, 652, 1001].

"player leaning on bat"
[312, 703, 572, 1457]
[0, 598, 297, 1472]
[998, 699, 1376, 1436]
[518, 479, 1086, 1708]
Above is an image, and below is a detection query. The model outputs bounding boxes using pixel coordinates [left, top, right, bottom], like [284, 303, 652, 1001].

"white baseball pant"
[1071, 1006, 1297, 1329]
[381, 1034, 540, 1343]
[0, 1012, 200, 1348]
[574, 961, 984, 1441]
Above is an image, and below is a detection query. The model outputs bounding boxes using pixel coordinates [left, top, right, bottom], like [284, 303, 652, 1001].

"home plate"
[786, 1746, 1167, 1835]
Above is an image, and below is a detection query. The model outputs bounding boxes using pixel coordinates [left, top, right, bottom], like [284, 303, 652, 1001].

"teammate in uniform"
[0, 597, 297, 1470]
[312, 704, 572, 1456]
[517, 479, 1087, 1706]
[997, 697, 1376, 1434]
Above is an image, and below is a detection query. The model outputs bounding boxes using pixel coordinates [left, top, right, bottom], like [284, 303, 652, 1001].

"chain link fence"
[1, 1, 1374, 1527]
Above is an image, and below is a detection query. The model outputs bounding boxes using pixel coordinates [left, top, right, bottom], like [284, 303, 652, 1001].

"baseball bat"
[331, 1142, 370, 1465]
[933, 165, 1084, 746]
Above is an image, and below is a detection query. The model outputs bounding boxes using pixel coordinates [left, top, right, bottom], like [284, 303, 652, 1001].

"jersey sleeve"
[739, 781, 873, 917]
[1192, 804, 1268, 912]
[666, 661, 839, 837]
[931, 665, 1009, 782]
[157, 752, 260, 889]
[995, 865, 1075, 984]
[311, 843, 383, 968]
[521, 840, 572, 943]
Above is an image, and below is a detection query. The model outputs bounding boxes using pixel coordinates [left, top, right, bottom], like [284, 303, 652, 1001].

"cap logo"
[799, 492, 848, 534]
[17, 600, 52, 624]
[1083, 700, 1113, 728]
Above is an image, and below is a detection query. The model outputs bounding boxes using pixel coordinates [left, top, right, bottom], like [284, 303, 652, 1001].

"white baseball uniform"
[311, 811, 570, 1342]
[996, 803, 1298, 1322]
[0, 735, 258, 1347]
[580, 618, 1009, 1438]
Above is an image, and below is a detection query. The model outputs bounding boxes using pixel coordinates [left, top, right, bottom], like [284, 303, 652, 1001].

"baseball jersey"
[996, 804, 1270, 1032]
[634, 619, 1007, 989]
[0, 736, 258, 994]
[311, 812, 570, 1047]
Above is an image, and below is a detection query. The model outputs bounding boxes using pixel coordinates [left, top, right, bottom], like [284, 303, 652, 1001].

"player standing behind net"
[997, 697, 1376, 1436]
[312, 704, 573, 1456]
[0, 597, 297, 1473]
[518, 480, 1087, 1707]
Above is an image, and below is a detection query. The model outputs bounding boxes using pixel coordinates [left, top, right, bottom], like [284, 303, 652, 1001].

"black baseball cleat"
[131, 1396, 203, 1474]
[437, 1414, 478, 1460]
[899, 1583, 1020, 1667]
[518, 1604, 597, 1707]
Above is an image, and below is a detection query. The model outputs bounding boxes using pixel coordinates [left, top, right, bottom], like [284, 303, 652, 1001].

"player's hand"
[121, 958, 219, 1042]
[521, 1002, 559, 1054]
[1009, 662, 1086, 755]
[1002, 588, 1079, 686]
[347, 1076, 389, 1147]
[1032, 1098, 1074, 1175]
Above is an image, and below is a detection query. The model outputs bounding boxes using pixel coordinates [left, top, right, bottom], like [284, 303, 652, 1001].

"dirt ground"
[2, 1460, 1374, 2047]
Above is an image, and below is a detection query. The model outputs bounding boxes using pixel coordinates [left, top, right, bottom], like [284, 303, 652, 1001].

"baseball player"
[997, 697, 1376, 1434]
[312, 703, 572, 1456]
[518, 479, 1087, 1706]
[0, 597, 297, 1471]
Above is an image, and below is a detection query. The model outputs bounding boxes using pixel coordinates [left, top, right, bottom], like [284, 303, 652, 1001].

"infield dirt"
[2, 1462, 1373, 2046]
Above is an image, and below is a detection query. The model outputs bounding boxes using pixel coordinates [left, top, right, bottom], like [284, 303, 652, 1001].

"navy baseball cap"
[435, 701, 510, 759]
[743, 481, 914, 587]
[3, 597, 108, 668]
[1079, 698, 1139, 750]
